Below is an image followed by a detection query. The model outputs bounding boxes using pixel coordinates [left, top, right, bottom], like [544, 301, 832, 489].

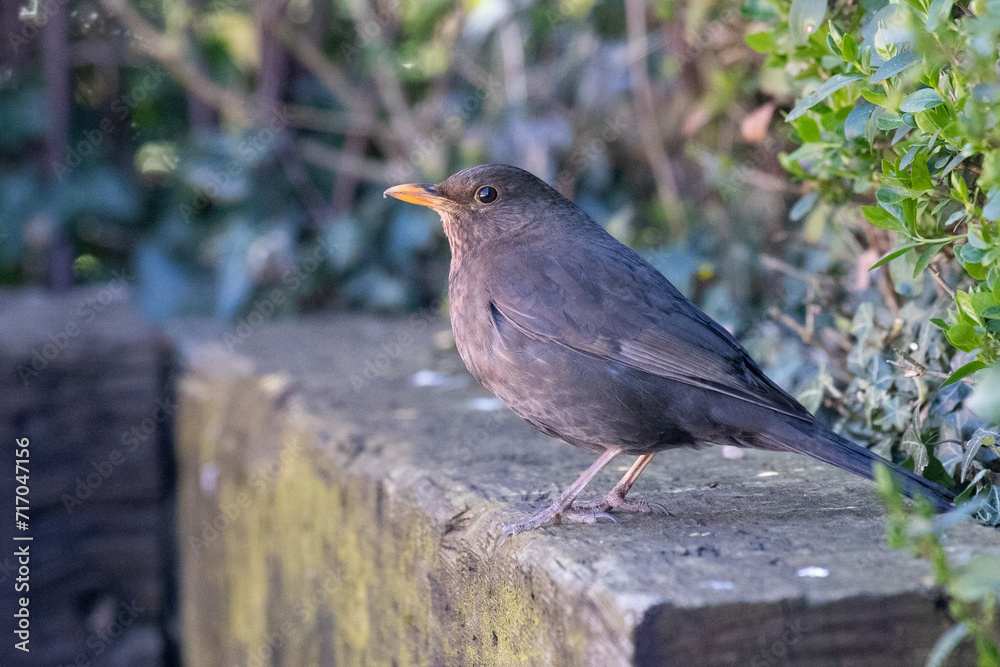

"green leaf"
[945, 321, 978, 351]
[982, 305, 1000, 319]
[951, 171, 969, 202]
[745, 31, 777, 54]
[789, 0, 827, 45]
[910, 151, 933, 192]
[900, 89, 944, 112]
[913, 242, 947, 277]
[900, 424, 928, 474]
[876, 112, 908, 130]
[924, 623, 970, 667]
[826, 32, 842, 58]
[951, 555, 1000, 602]
[792, 116, 822, 143]
[965, 262, 989, 280]
[930, 318, 948, 329]
[870, 51, 920, 84]
[876, 188, 904, 204]
[868, 107, 886, 145]
[870, 244, 919, 270]
[941, 153, 965, 175]
[845, 102, 876, 141]
[862, 205, 905, 232]
[925, 0, 955, 32]
[786, 75, 864, 122]
[860, 88, 887, 106]
[841, 33, 858, 63]
[790, 192, 819, 221]
[960, 243, 986, 264]
[899, 144, 921, 170]
[941, 360, 987, 387]
[983, 188, 1000, 222]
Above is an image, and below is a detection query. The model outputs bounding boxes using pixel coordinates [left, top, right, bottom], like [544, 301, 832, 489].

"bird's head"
[384, 164, 578, 254]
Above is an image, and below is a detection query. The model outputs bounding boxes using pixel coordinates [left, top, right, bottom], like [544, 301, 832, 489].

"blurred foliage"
[1, 0, 789, 315]
[2, 0, 998, 513]
[876, 465, 999, 665]
[743, 0, 1000, 518]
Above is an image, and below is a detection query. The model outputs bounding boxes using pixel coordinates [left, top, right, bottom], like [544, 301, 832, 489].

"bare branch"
[624, 0, 687, 236]
[298, 138, 408, 183]
[99, 0, 250, 124]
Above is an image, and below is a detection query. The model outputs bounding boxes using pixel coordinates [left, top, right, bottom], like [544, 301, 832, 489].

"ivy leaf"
[900, 424, 928, 474]
[870, 51, 921, 84]
[900, 89, 944, 113]
[786, 75, 864, 122]
[941, 360, 987, 387]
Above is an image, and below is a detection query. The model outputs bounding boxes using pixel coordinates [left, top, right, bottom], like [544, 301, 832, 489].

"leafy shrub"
[744, 0, 1000, 515]
[876, 465, 999, 665]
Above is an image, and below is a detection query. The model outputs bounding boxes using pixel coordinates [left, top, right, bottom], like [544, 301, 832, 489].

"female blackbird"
[385, 164, 955, 541]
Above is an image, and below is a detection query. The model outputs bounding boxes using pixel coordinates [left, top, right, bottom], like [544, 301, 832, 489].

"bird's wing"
[486, 240, 813, 422]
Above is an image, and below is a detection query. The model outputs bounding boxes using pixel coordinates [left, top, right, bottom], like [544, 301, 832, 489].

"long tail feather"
[759, 420, 956, 512]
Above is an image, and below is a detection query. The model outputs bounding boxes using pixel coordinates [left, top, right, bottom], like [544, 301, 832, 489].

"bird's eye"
[475, 185, 498, 204]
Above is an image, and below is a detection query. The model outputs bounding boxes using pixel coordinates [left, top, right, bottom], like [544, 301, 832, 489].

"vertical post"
[43, 0, 73, 290]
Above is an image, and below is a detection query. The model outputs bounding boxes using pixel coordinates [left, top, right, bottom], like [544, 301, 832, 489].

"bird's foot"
[497, 502, 615, 547]
[574, 489, 667, 515]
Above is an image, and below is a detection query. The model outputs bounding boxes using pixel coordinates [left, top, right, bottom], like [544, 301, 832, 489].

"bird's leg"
[498, 448, 621, 544]
[569, 453, 666, 515]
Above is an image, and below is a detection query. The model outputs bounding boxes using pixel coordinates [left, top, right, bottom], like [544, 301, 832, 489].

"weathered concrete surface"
[172, 314, 998, 666]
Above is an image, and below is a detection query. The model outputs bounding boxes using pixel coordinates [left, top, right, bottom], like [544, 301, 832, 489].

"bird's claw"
[562, 509, 616, 524]
[495, 503, 618, 547]
[575, 491, 666, 515]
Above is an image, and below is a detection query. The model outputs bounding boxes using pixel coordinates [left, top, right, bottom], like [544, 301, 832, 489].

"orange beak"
[383, 183, 453, 211]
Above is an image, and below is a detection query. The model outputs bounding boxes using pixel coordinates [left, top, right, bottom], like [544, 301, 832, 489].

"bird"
[384, 164, 956, 541]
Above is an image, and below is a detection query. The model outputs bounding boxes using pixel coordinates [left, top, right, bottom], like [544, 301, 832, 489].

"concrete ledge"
[171, 314, 997, 666]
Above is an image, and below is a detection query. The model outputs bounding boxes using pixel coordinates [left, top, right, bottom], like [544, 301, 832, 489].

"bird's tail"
[759, 420, 956, 512]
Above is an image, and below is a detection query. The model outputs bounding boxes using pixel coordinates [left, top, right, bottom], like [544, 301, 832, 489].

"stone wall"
[0, 288, 176, 666]
[171, 315, 998, 666]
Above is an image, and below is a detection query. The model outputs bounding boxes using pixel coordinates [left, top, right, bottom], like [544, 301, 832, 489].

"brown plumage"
[385, 164, 955, 541]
